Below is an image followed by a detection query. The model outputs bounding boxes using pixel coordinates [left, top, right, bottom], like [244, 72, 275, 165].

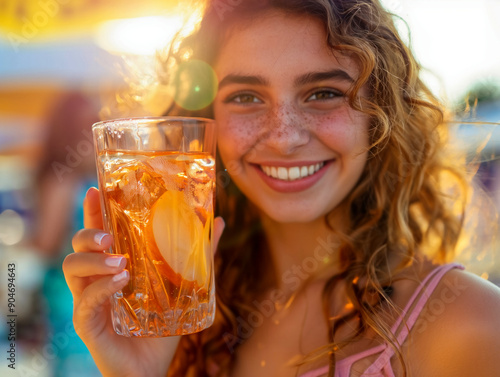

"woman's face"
[213, 11, 370, 224]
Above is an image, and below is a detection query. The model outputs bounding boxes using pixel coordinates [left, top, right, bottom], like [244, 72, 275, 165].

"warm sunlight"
[94, 15, 185, 56]
[382, 0, 500, 102]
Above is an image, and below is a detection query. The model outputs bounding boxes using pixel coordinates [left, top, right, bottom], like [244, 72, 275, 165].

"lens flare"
[171, 59, 218, 111]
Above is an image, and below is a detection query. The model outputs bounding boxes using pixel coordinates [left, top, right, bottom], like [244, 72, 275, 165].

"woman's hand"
[63, 187, 225, 377]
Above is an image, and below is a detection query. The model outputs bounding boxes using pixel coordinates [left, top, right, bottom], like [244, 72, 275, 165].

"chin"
[257, 205, 327, 225]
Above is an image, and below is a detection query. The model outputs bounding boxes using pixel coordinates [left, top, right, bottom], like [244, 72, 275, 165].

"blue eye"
[307, 89, 343, 101]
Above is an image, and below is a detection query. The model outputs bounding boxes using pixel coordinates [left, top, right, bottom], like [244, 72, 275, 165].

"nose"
[259, 103, 310, 155]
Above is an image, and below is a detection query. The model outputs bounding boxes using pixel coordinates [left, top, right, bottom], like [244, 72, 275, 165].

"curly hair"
[163, 1, 470, 376]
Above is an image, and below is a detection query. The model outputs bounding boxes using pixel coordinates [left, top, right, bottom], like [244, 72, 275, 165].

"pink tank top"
[299, 263, 465, 377]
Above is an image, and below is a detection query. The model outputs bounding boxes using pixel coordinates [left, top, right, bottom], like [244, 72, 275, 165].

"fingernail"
[86, 187, 98, 197]
[112, 270, 129, 282]
[94, 232, 109, 245]
[105, 256, 125, 268]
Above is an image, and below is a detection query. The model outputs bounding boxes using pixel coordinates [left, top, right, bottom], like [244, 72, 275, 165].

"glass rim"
[92, 116, 216, 130]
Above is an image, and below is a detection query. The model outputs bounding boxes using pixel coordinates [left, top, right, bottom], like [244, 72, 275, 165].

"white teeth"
[288, 167, 300, 181]
[261, 162, 325, 181]
[271, 166, 278, 178]
[300, 166, 308, 178]
[277, 167, 288, 180]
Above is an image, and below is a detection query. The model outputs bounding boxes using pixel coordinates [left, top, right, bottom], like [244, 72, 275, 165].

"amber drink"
[92, 117, 216, 337]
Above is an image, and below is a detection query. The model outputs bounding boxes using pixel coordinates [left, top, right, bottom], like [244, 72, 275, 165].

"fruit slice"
[150, 190, 208, 286]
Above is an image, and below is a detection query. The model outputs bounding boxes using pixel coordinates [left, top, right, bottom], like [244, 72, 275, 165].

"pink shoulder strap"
[392, 262, 464, 343]
[361, 263, 464, 375]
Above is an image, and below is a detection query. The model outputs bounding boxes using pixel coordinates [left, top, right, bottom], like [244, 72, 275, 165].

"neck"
[259, 207, 347, 293]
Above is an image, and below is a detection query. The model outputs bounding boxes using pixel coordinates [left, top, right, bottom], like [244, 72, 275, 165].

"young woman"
[63, 1, 500, 376]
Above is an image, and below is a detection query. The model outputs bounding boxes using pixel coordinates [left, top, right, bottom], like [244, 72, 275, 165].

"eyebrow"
[294, 69, 355, 86]
[218, 74, 269, 89]
[218, 69, 355, 90]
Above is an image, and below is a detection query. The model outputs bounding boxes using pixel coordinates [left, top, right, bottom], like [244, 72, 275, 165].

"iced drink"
[93, 118, 216, 337]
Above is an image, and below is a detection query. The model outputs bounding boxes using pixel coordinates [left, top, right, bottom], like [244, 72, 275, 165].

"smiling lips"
[253, 160, 332, 193]
[252, 160, 332, 193]
[260, 162, 325, 181]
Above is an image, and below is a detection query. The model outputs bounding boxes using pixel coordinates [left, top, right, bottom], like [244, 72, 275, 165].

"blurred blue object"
[41, 178, 101, 377]
[0, 36, 121, 86]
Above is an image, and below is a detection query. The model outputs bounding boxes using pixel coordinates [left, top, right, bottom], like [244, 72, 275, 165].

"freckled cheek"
[216, 115, 264, 160]
[310, 112, 370, 154]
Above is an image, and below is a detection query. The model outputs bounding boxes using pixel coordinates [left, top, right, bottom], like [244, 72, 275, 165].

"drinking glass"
[92, 117, 216, 337]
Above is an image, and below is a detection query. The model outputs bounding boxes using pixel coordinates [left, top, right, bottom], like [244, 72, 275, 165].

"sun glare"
[94, 15, 186, 56]
[382, 0, 500, 102]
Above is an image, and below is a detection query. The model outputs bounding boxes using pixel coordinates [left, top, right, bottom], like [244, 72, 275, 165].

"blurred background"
[0, 0, 499, 376]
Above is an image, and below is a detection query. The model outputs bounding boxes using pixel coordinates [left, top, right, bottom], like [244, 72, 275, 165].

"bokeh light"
[0, 209, 24, 245]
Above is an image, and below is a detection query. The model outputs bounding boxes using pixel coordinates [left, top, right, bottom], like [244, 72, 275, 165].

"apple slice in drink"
[150, 190, 209, 286]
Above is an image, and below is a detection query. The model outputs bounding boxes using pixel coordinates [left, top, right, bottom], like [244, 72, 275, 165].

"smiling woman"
[62, 1, 500, 377]
[213, 12, 370, 224]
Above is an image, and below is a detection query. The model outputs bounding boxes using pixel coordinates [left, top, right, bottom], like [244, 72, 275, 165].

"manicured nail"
[105, 256, 125, 268]
[112, 270, 129, 282]
[94, 232, 109, 246]
[86, 187, 98, 198]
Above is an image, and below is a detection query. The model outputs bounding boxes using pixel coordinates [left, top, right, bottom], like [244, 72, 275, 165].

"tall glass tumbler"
[92, 117, 216, 337]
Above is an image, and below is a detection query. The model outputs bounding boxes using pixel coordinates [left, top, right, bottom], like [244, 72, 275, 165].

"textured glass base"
[111, 289, 215, 337]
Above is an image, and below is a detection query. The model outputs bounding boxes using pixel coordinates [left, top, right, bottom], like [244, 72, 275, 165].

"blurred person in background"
[32, 90, 101, 376]
[34, 91, 99, 257]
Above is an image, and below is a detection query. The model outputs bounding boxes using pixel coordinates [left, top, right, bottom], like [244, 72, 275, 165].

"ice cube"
[146, 156, 188, 192]
[188, 180, 213, 211]
[186, 159, 215, 213]
[186, 159, 215, 183]
[107, 160, 166, 218]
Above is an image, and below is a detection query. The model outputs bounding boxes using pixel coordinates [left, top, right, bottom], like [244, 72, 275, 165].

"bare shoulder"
[437, 268, 500, 324]
[409, 267, 500, 377]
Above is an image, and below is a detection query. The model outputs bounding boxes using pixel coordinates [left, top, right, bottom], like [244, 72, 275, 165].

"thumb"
[212, 217, 225, 256]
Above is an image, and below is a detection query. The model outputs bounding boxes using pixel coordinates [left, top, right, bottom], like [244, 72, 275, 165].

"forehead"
[213, 10, 360, 80]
